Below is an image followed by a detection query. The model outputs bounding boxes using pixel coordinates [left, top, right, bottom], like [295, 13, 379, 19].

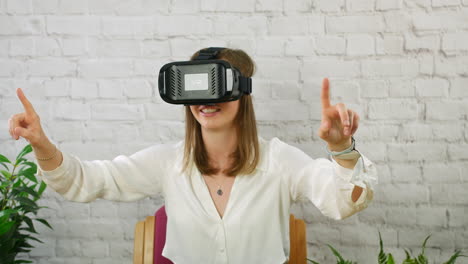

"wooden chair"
[133, 207, 307, 264]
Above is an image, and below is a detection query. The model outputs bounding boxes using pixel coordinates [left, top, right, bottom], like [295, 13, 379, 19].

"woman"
[8, 48, 377, 263]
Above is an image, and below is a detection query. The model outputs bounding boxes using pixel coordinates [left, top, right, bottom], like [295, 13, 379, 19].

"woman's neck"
[201, 126, 237, 170]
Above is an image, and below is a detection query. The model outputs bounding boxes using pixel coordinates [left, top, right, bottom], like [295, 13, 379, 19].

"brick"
[285, 37, 315, 56]
[54, 100, 91, 120]
[109, 240, 133, 258]
[432, 123, 464, 142]
[387, 143, 447, 162]
[7, 0, 32, 14]
[405, 34, 439, 51]
[62, 37, 87, 56]
[414, 78, 449, 97]
[412, 11, 468, 31]
[346, 0, 375, 11]
[34, 37, 61, 56]
[255, 0, 283, 11]
[450, 78, 468, 98]
[28, 58, 76, 77]
[123, 79, 152, 98]
[91, 104, 144, 121]
[271, 81, 300, 100]
[0, 39, 8, 56]
[56, 239, 81, 257]
[44, 79, 69, 97]
[390, 163, 422, 183]
[48, 121, 83, 142]
[398, 122, 433, 142]
[376, 0, 402, 10]
[90, 200, 118, 218]
[327, 15, 384, 33]
[47, 16, 100, 35]
[80, 240, 109, 257]
[98, 80, 124, 99]
[362, 59, 419, 77]
[360, 80, 389, 98]
[448, 143, 468, 160]
[256, 100, 309, 121]
[79, 59, 133, 78]
[255, 37, 284, 56]
[96, 39, 141, 57]
[303, 58, 360, 79]
[422, 163, 461, 183]
[383, 12, 412, 33]
[201, 0, 255, 12]
[270, 16, 310, 35]
[418, 54, 434, 75]
[58, 0, 87, 14]
[376, 35, 404, 55]
[256, 58, 300, 81]
[29, 238, 55, 257]
[284, 0, 313, 12]
[140, 40, 171, 58]
[101, 17, 154, 37]
[145, 103, 184, 121]
[316, 0, 345, 12]
[426, 100, 464, 120]
[32, 0, 58, 14]
[140, 121, 185, 141]
[214, 16, 268, 36]
[171, 0, 200, 13]
[315, 35, 345, 55]
[134, 58, 166, 77]
[368, 99, 418, 120]
[356, 123, 399, 141]
[430, 183, 468, 205]
[0, 15, 44, 35]
[169, 38, 201, 57]
[435, 56, 468, 77]
[432, 0, 461, 7]
[0, 59, 25, 77]
[88, 0, 170, 15]
[71, 79, 98, 99]
[155, 15, 212, 36]
[378, 183, 429, 203]
[347, 34, 375, 55]
[442, 32, 468, 55]
[447, 207, 467, 227]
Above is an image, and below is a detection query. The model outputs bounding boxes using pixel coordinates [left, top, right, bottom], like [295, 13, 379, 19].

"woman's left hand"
[317, 78, 359, 149]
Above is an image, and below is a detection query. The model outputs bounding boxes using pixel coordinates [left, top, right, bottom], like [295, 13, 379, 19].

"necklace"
[204, 175, 228, 196]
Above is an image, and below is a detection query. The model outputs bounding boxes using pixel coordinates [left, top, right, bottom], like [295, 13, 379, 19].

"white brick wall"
[0, 1, 467, 263]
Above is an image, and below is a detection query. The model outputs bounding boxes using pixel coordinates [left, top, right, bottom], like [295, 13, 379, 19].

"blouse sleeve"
[36, 142, 180, 203]
[273, 138, 378, 220]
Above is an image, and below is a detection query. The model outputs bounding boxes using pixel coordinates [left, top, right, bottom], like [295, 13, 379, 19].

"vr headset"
[158, 47, 252, 105]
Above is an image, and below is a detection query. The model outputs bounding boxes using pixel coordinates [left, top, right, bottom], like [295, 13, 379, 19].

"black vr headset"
[158, 47, 252, 105]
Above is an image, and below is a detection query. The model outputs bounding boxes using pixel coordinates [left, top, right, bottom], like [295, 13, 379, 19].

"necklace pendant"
[217, 189, 223, 196]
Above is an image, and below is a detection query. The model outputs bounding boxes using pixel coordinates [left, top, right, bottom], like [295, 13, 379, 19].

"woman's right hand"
[8, 88, 49, 148]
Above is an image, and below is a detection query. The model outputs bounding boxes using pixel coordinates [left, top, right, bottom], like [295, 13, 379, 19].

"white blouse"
[36, 136, 378, 264]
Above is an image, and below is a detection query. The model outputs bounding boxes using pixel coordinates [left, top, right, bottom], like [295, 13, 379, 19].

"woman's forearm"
[32, 139, 63, 171]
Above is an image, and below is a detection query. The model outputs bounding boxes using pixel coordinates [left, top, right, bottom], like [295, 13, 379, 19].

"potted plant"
[0, 144, 52, 263]
[307, 231, 467, 264]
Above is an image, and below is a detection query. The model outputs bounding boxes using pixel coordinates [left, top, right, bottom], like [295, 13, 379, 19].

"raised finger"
[17, 88, 37, 116]
[321, 78, 331, 110]
[336, 103, 350, 128]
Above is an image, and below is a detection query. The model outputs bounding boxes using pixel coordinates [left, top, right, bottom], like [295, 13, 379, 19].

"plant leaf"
[0, 154, 12, 164]
[15, 145, 33, 163]
[0, 221, 15, 236]
[37, 180, 47, 197]
[35, 218, 53, 230]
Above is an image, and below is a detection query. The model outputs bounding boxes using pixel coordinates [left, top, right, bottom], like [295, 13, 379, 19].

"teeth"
[201, 108, 219, 113]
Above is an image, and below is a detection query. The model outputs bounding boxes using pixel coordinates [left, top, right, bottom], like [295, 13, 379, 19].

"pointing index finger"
[17, 88, 37, 115]
[321, 78, 331, 109]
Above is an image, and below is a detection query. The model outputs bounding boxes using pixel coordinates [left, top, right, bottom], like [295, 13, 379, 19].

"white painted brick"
[432, 0, 460, 7]
[361, 59, 419, 77]
[270, 16, 309, 35]
[285, 37, 314, 56]
[389, 142, 447, 162]
[90, 200, 118, 218]
[169, 38, 201, 58]
[442, 32, 468, 55]
[418, 54, 434, 75]
[56, 239, 81, 257]
[155, 15, 212, 36]
[309, 16, 325, 33]
[91, 104, 144, 121]
[214, 16, 268, 36]
[140, 40, 170, 58]
[255, 37, 284, 56]
[315, 35, 345, 55]
[356, 123, 399, 141]
[6, 0, 32, 14]
[123, 79, 152, 98]
[398, 122, 433, 142]
[48, 121, 83, 142]
[380, 183, 429, 202]
[450, 78, 468, 98]
[47, 16, 100, 35]
[34, 37, 61, 56]
[327, 15, 384, 33]
[432, 123, 464, 142]
[101, 17, 154, 37]
[98, 80, 124, 99]
[405, 34, 439, 51]
[412, 11, 468, 31]
[383, 12, 412, 33]
[284, 0, 312, 12]
[255, 0, 283, 11]
[376, 0, 403, 10]
[54, 100, 91, 120]
[316, 0, 345, 12]
[96, 39, 141, 57]
[368, 99, 418, 120]
[390, 163, 422, 183]
[58, 0, 87, 14]
[201, 0, 255, 12]
[226, 37, 255, 55]
[347, 34, 375, 55]
[0, 15, 44, 35]
[346, 0, 375, 11]
[71, 79, 98, 99]
[9, 37, 34, 56]
[28, 58, 76, 77]
[88, 0, 170, 15]
[0, 39, 8, 56]
[29, 238, 55, 257]
[255, 100, 309, 121]
[435, 55, 468, 77]
[255, 58, 300, 81]
[271, 81, 300, 100]
[79, 59, 132, 78]
[145, 103, 184, 121]
[62, 37, 87, 56]
[448, 143, 468, 160]
[44, 79, 69, 97]
[447, 207, 467, 227]
[140, 121, 185, 141]
[414, 78, 449, 97]
[303, 58, 360, 79]
[385, 206, 417, 225]
[326, 80, 360, 103]
[359, 80, 389, 98]
[405, 0, 432, 8]
[376, 35, 403, 55]
[430, 183, 468, 205]
[134, 58, 165, 77]
[80, 240, 109, 258]
[423, 163, 461, 183]
[426, 100, 464, 120]
[109, 240, 133, 258]
[32, 0, 58, 14]
[171, 0, 200, 13]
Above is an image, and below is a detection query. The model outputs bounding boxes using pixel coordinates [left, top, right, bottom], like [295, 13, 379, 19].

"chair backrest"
[133, 206, 307, 264]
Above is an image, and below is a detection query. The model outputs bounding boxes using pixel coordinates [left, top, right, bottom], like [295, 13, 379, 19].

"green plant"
[0, 144, 52, 264]
[307, 231, 467, 264]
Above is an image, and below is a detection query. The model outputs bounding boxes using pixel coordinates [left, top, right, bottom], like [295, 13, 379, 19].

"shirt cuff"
[36, 151, 71, 180]
[330, 152, 378, 189]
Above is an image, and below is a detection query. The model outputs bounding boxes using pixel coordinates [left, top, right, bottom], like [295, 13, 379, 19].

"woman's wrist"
[327, 137, 353, 152]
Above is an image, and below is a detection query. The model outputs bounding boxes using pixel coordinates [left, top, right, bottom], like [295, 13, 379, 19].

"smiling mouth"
[200, 108, 220, 113]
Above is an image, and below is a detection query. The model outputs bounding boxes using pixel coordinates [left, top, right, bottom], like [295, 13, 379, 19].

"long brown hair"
[182, 48, 259, 177]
